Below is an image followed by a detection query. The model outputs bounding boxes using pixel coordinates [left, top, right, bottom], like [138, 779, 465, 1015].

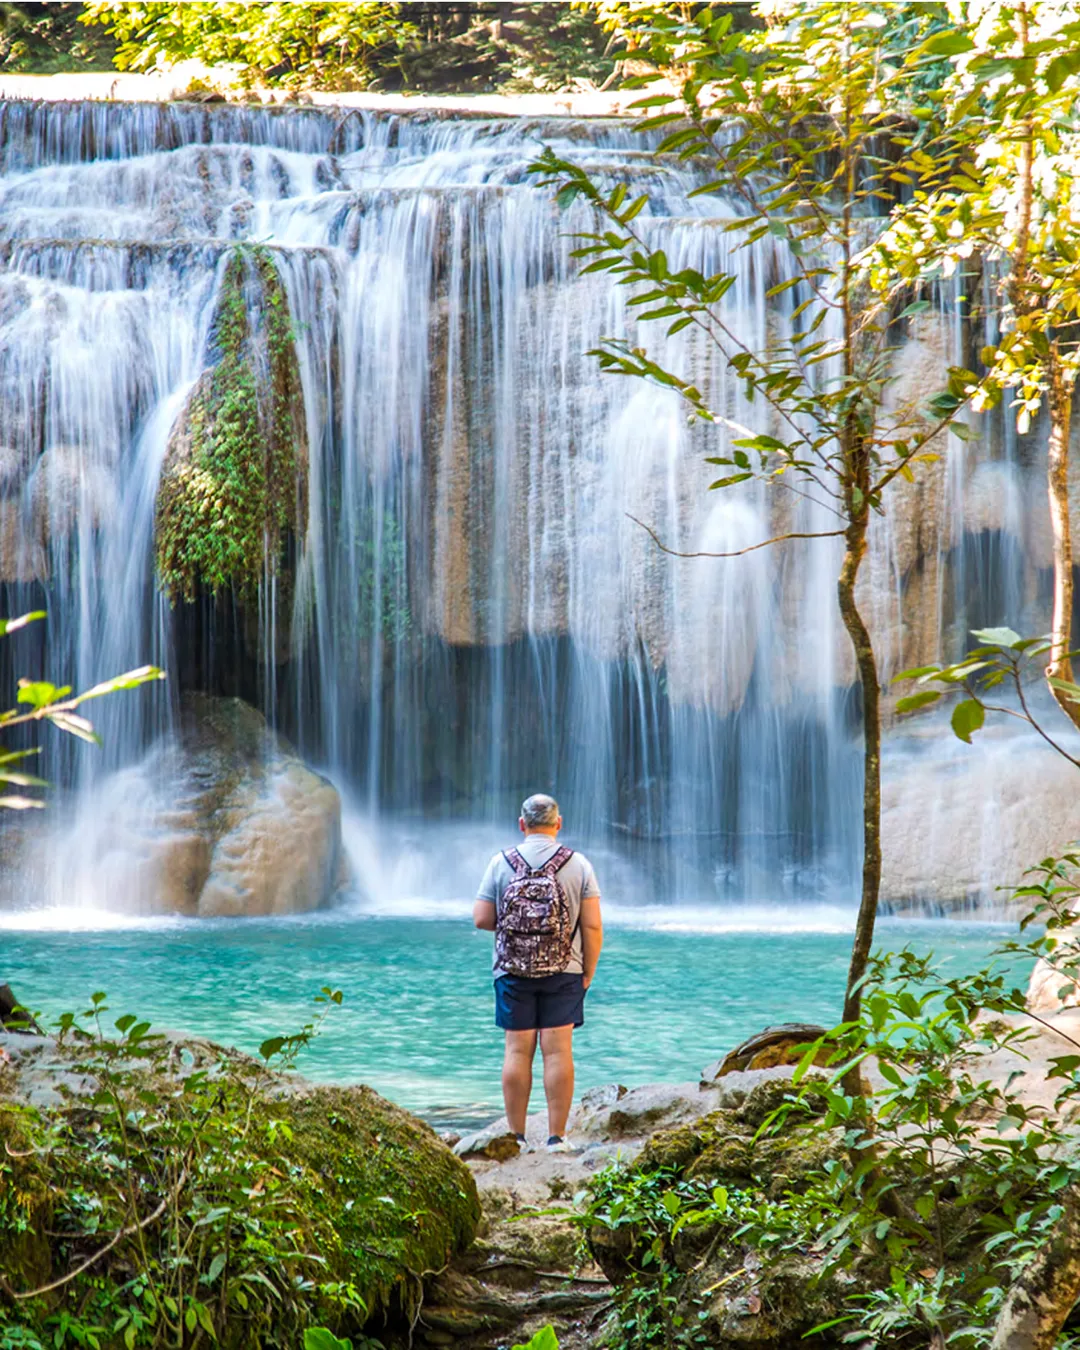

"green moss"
[0, 1102, 53, 1290]
[270, 1086, 481, 1312]
[0, 1071, 478, 1347]
[154, 244, 305, 602]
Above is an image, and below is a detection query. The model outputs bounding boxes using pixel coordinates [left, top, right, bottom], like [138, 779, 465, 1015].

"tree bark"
[1045, 351, 1080, 733]
[990, 1181, 1080, 1350]
[837, 511, 881, 1030]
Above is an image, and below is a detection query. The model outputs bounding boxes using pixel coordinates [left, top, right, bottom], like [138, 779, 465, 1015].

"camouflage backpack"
[495, 846, 577, 977]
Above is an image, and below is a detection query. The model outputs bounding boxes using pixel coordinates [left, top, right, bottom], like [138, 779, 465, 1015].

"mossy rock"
[155, 243, 307, 604]
[0, 1101, 53, 1290]
[0, 1062, 479, 1346]
[636, 1121, 711, 1173]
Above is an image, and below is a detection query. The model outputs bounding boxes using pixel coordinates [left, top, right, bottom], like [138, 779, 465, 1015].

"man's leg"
[502, 1029, 538, 1135]
[539, 1024, 574, 1138]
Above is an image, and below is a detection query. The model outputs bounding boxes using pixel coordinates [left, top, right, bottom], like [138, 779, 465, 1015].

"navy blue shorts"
[494, 972, 585, 1031]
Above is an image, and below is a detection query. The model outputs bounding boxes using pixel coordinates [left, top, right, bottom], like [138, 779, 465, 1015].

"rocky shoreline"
[4, 996, 1080, 1348]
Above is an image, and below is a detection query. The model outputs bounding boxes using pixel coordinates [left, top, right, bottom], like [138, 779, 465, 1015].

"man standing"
[474, 793, 603, 1154]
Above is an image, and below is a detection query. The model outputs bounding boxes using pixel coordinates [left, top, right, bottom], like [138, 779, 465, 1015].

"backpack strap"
[540, 846, 574, 877]
[503, 849, 530, 879]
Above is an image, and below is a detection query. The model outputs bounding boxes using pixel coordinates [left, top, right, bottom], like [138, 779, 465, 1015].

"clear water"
[0, 911, 1008, 1130]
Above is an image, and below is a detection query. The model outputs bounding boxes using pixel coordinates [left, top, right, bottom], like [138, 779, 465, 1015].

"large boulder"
[0, 1024, 480, 1340]
[24, 694, 343, 917]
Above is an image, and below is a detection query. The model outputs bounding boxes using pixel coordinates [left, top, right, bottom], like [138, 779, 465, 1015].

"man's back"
[477, 835, 600, 978]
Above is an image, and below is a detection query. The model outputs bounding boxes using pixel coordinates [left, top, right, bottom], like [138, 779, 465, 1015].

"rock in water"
[701, 1023, 829, 1082]
[15, 694, 343, 918]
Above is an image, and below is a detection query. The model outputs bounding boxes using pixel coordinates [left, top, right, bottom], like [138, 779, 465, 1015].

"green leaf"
[709, 473, 753, 490]
[951, 698, 985, 744]
[74, 666, 165, 703]
[662, 1190, 682, 1216]
[892, 666, 941, 682]
[970, 626, 1022, 648]
[260, 1036, 286, 1061]
[920, 31, 975, 56]
[1049, 678, 1080, 703]
[16, 680, 67, 711]
[1046, 50, 1080, 92]
[304, 1333, 353, 1350]
[512, 1327, 560, 1350]
[0, 770, 46, 787]
[0, 795, 45, 810]
[0, 611, 46, 637]
[895, 690, 942, 714]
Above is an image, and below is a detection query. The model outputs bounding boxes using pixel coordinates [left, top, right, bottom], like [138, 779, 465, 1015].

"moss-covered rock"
[155, 243, 307, 602]
[0, 1031, 479, 1346]
[0, 1101, 53, 1292]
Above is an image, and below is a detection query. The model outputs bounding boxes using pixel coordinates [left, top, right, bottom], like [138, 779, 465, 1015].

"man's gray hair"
[521, 793, 560, 828]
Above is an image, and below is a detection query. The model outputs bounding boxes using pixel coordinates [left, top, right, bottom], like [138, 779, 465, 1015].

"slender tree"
[534, 0, 977, 1023]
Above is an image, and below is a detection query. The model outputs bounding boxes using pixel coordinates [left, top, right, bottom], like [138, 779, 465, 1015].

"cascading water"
[0, 98, 1069, 917]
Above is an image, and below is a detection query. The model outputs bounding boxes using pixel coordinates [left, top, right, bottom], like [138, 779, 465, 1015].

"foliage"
[0, 988, 479, 1348]
[512, 1329, 560, 1350]
[571, 908, 1080, 1350]
[79, 3, 615, 93]
[352, 512, 411, 646]
[80, 2, 412, 91]
[871, 0, 1080, 726]
[0, 611, 163, 810]
[870, 0, 1080, 436]
[895, 627, 1080, 757]
[154, 244, 303, 603]
[0, 3, 116, 74]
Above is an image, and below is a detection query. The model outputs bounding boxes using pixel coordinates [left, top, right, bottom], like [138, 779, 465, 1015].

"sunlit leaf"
[895, 690, 942, 714]
[47, 712, 101, 744]
[970, 627, 1022, 649]
[0, 611, 46, 637]
[950, 698, 985, 744]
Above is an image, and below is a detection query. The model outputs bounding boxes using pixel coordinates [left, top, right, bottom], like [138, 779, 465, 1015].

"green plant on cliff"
[79, 3, 614, 94]
[80, 2, 414, 90]
[0, 987, 479, 1347]
[154, 244, 302, 603]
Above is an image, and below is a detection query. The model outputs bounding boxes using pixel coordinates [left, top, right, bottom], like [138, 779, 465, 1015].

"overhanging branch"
[627, 514, 845, 558]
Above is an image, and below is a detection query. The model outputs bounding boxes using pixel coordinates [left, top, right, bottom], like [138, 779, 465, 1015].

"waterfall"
[0, 98, 1069, 914]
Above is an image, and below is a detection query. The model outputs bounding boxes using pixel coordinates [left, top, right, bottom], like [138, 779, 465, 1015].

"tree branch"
[626, 514, 845, 558]
[12, 1172, 186, 1302]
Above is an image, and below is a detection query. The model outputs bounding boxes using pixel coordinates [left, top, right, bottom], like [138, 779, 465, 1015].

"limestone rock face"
[24, 695, 343, 918]
[880, 722, 1080, 910]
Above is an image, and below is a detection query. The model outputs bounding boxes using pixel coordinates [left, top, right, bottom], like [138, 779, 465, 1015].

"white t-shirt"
[476, 835, 601, 978]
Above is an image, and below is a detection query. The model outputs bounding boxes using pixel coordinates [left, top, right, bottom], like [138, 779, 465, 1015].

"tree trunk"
[990, 1181, 1080, 1350]
[1045, 352, 1080, 733]
[837, 512, 881, 1029]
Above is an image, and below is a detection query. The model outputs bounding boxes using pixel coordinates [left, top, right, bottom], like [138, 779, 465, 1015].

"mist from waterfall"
[0, 98, 1062, 916]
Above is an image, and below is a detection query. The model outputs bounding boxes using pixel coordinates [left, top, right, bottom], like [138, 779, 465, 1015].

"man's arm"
[580, 894, 603, 990]
[473, 899, 496, 931]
